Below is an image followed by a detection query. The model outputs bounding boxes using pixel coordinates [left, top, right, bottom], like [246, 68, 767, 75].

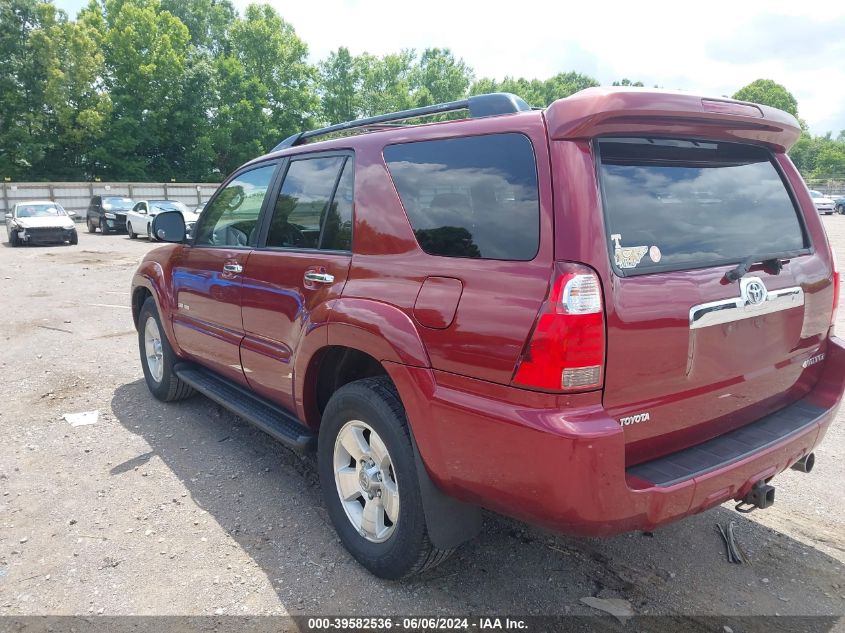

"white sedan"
[809, 190, 836, 215]
[5, 200, 78, 246]
[126, 200, 199, 240]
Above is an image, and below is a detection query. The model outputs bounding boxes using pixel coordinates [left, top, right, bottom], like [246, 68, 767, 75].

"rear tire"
[127, 222, 137, 239]
[318, 376, 452, 579]
[138, 297, 194, 402]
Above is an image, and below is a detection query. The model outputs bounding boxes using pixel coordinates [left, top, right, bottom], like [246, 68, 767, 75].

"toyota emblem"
[745, 280, 766, 306]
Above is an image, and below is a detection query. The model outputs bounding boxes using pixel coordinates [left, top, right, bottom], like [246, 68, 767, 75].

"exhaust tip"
[791, 452, 815, 473]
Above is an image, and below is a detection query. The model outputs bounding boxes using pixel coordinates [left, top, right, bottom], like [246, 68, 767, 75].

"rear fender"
[292, 298, 430, 426]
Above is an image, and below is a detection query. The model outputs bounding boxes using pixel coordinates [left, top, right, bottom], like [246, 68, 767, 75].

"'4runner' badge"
[619, 412, 650, 426]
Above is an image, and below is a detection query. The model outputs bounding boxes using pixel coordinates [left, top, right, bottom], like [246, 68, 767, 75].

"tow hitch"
[735, 481, 775, 513]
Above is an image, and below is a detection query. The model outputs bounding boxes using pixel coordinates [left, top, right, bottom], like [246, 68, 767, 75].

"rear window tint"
[597, 138, 808, 275]
[384, 133, 539, 260]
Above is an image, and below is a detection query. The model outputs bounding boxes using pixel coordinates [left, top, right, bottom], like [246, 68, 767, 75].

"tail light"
[832, 249, 840, 330]
[513, 262, 606, 392]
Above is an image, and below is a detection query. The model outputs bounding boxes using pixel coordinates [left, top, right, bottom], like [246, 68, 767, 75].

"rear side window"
[384, 133, 539, 260]
[265, 156, 353, 251]
[597, 138, 808, 275]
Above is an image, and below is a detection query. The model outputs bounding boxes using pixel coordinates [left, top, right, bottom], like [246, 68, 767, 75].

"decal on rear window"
[610, 234, 648, 269]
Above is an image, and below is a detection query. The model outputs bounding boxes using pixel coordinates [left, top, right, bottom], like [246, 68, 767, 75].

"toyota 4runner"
[131, 88, 844, 579]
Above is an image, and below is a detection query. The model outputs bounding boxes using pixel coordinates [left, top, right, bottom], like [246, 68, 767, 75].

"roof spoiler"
[544, 88, 802, 152]
[271, 93, 532, 151]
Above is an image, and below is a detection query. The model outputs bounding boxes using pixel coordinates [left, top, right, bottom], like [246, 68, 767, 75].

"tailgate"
[595, 137, 834, 465]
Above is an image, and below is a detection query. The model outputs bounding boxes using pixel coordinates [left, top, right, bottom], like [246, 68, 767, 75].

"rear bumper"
[390, 336, 845, 536]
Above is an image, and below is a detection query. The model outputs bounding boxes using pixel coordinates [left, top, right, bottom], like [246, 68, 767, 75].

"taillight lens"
[832, 249, 840, 330]
[513, 263, 606, 391]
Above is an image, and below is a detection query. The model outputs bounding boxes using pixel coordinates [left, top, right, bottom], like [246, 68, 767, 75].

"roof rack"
[272, 92, 531, 152]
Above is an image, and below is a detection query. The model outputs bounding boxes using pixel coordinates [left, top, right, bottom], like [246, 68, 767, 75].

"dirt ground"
[0, 218, 844, 628]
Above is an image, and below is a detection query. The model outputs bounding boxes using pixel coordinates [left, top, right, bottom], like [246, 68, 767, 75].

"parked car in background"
[131, 88, 842, 580]
[835, 196, 845, 214]
[126, 200, 199, 240]
[187, 203, 205, 239]
[6, 200, 78, 246]
[86, 196, 134, 233]
[809, 190, 835, 214]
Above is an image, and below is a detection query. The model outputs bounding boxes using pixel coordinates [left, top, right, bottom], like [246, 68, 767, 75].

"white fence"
[1, 181, 222, 218]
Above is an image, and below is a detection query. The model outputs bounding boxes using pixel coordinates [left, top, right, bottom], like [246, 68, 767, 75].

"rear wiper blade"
[725, 255, 784, 282]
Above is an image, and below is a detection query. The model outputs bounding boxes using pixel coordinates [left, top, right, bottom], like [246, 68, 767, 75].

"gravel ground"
[0, 218, 843, 626]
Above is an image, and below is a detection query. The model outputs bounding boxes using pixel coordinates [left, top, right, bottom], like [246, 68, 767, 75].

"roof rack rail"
[271, 92, 531, 152]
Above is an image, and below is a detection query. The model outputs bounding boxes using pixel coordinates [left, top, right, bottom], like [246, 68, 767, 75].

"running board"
[174, 363, 316, 452]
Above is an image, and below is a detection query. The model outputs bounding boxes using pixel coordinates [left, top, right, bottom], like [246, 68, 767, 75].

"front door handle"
[223, 263, 243, 273]
[304, 271, 334, 284]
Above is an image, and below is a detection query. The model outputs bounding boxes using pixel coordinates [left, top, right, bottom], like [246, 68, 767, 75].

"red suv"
[131, 88, 843, 579]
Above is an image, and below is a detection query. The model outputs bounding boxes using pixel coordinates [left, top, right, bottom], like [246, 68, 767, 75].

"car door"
[87, 196, 101, 227]
[240, 153, 354, 411]
[171, 162, 280, 385]
[129, 202, 146, 234]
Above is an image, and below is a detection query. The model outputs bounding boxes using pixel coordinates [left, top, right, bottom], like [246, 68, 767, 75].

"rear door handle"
[304, 271, 334, 284]
[223, 263, 243, 273]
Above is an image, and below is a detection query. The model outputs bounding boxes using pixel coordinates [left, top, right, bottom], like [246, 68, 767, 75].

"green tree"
[87, 0, 191, 179]
[319, 46, 361, 124]
[612, 78, 644, 87]
[470, 71, 598, 107]
[812, 143, 845, 180]
[0, 0, 58, 178]
[732, 79, 799, 117]
[411, 47, 473, 106]
[159, 0, 234, 54]
[357, 50, 416, 116]
[229, 3, 317, 143]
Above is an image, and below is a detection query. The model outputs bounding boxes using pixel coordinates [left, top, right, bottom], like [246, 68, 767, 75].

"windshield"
[809, 190, 823, 199]
[149, 200, 188, 213]
[103, 197, 134, 210]
[16, 203, 66, 218]
[598, 138, 808, 275]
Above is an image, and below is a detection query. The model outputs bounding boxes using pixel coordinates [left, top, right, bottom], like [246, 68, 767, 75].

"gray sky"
[54, 0, 845, 136]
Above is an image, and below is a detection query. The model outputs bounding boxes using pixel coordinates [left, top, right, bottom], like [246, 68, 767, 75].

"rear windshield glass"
[597, 138, 808, 275]
[384, 133, 539, 260]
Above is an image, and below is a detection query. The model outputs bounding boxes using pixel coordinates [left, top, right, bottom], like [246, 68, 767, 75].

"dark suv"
[86, 195, 134, 233]
[131, 88, 843, 579]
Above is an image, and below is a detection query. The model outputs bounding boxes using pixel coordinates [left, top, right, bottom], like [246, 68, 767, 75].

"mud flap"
[408, 431, 482, 549]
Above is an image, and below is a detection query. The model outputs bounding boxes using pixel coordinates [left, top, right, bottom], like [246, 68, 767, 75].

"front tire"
[8, 230, 18, 247]
[100, 219, 110, 235]
[318, 376, 452, 579]
[138, 297, 194, 402]
[127, 221, 137, 239]
[69, 230, 78, 245]
[87, 218, 96, 233]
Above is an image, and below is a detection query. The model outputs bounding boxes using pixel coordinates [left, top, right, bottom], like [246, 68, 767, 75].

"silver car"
[5, 200, 78, 246]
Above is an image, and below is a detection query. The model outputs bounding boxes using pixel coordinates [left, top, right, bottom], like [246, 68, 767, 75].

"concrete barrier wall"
[1, 182, 222, 217]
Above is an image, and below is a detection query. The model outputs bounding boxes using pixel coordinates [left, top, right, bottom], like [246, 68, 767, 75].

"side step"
[174, 363, 316, 452]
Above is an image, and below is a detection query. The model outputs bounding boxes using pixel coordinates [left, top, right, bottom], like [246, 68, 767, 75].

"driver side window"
[194, 164, 276, 247]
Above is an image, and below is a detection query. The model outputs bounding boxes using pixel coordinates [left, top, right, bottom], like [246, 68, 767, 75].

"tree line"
[2, 0, 844, 183]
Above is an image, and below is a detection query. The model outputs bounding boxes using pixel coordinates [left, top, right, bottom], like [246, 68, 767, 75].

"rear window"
[597, 138, 808, 275]
[384, 133, 539, 260]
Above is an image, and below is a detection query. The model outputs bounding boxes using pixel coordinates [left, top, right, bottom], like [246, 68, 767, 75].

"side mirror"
[151, 210, 186, 243]
[68, 211, 77, 217]
[4, 213, 11, 219]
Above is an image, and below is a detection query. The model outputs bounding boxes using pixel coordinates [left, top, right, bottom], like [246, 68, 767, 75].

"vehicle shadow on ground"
[110, 380, 844, 627]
